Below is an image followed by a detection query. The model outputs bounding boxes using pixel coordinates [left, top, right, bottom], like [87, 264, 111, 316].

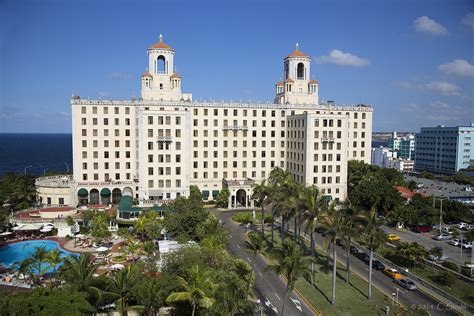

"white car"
[461, 241, 472, 249]
[433, 234, 453, 241]
[456, 222, 468, 230]
[450, 239, 461, 247]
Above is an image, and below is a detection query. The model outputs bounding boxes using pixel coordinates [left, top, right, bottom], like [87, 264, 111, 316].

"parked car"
[360, 253, 370, 264]
[450, 239, 461, 247]
[387, 234, 401, 241]
[373, 260, 385, 271]
[411, 225, 432, 233]
[428, 253, 448, 261]
[461, 241, 472, 249]
[394, 278, 417, 290]
[456, 222, 468, 230]
[441, 227, 454, 234]
[466, 224, 474, 231]
[349, 245, 359, 255]
[444, 219, 460, 225]
[384, 268, 403, 279]
[432, 233, 453, 241]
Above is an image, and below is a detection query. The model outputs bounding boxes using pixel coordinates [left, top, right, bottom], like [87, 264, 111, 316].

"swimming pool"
[0, 240, 78, 273]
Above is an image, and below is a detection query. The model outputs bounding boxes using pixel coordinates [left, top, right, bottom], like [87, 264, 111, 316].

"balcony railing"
[321, 137, 335, 143]
[157, 136, 173, 143]
[222, 126, 248, 131]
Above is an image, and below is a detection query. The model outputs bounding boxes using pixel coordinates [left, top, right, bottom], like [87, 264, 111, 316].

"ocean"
[0, 134, 72, 176]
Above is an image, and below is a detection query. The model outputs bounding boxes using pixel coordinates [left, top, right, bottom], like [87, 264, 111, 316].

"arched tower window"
[285, 62, 289, 80]
[157, 55, 166, 74]
[297, 63, 305, 80]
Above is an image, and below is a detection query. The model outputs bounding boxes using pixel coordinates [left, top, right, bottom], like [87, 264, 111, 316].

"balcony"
[222, 126, 249, 131]
[157, 136, 173, 143]
[321, 137, 335, 143]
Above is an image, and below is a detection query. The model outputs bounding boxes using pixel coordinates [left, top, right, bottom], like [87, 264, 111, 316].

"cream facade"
[67, 36, 373, 208]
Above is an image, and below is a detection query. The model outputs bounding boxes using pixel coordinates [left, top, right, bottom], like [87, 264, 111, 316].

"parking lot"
[383, 225, 472, 266]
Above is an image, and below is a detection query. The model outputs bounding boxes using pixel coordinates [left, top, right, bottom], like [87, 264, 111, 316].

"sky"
[0, 0, 473, 133]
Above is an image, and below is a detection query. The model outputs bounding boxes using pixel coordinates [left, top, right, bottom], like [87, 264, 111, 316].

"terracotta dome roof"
[275, 81, 283, 86]
[148, 34, 174, 51]
[171, 72, 181, 78]
[309, 79, 319, 84]
[141, 72, 152, 77]
[287, 50, 308, 58]
[284, 78, 294, 83]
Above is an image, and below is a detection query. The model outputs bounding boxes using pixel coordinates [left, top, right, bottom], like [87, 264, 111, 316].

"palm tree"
[319, 203, 345, 305]
[15, 257, 34, 281]
[46, 248, 63, 281]
[108, 263, 142, 316]
[30, 246, 50, 278]
[166, 265, 215, 316]
[130, 277, 162, 316]
[60, 254, 102, 300]
[142, 241, 156, 258]
[252, 180, 268, 234]
[363, 207, 386, 299]
[245, 231, 265, 257]
[340, 200, 363, 284]
[126, 240, 142, 261]
[299, 185, 326, 285]
[265, 239, 312, 315]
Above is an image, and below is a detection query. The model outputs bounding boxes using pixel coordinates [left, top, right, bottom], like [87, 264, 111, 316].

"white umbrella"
[96, 246, 109, 252]
[39, 227, 52, 233]
[43, 223, 54, 227]
[0, 232, 12, 236]
[75, 234, 85, 238]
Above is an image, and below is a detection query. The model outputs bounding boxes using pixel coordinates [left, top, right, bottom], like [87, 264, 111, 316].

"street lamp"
[24, 165, 32, 174]
[64, 162, 70, 173]
[43, 168, 49, 175]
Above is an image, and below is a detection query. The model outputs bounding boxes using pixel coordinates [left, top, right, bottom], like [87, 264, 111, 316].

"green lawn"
[261, 232, 399, 316]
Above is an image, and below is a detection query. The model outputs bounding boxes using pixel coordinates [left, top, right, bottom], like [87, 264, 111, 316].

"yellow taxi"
[384, 268, 403, 280]
[387, 234, 401, 241]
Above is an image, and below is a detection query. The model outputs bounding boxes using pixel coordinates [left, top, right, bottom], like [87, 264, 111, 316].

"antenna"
[159, 34, 163, 42]
[296, 43, 299, 51]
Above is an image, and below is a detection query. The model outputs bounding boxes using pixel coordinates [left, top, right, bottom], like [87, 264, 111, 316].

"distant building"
[371, 147, 414, 172]
[388, 132, 415, 160]
[415, 123, 474, 174]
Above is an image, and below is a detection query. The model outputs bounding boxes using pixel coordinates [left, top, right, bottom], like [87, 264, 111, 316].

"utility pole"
[24, 165, 32, 174]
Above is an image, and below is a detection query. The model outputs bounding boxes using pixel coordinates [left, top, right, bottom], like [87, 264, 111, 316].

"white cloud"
[438, 59, 474, 77]
[462, 13, 474, 28]
[108, 72, 134, 80]
[401, 101, 468, 123]
[315, 49, 370, 67]
[420, 81, 460, 96]
[414, 16, 448, 36]
[394, 80, 461, 96]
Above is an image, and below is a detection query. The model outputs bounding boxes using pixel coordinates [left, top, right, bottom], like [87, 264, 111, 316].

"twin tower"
[141, 35, 319, 105]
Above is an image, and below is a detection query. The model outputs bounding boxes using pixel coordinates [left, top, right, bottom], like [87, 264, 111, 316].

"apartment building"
[69, 35, 373, 208]
[415, 124, 474, 174]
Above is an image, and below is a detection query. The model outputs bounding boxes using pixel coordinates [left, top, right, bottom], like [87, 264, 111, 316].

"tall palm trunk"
[271, 209, 275, 247]
[331, 242, 337, 305]
[346, 235, 351, 283]
[191, 302, 196, 316]
[294, 217, 297, 242]
[368, 236, 374, 299]
[261, 206, 265, 234]
[310, 229, 315, 285]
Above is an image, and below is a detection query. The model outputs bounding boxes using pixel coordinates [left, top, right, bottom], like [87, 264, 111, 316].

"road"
[212, 209, 315, 316]
[382, 226, 472, 266]
[232, 208, 460, 316]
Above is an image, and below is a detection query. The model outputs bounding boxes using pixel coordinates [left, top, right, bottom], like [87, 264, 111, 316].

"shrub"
[231, 212, 270, 224]
[442, 261, 459, 272]
[435, 271, 456, 287]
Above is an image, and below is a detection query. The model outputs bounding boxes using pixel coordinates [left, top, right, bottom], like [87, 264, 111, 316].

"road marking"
[246, 257, 252, 263]
[229, 234, 232, 238]
[258, 272, 263, 278]
[237, 244, 241, 249]
[275, 293, 280, 300]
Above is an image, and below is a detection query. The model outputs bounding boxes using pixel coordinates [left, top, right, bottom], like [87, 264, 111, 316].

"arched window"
[297, 63, 305, 80]
[157, 55, 166, 74]
[285, 62, 289, 80]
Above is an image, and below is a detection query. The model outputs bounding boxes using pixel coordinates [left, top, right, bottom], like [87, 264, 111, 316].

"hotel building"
[61, 36, 373, 211]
